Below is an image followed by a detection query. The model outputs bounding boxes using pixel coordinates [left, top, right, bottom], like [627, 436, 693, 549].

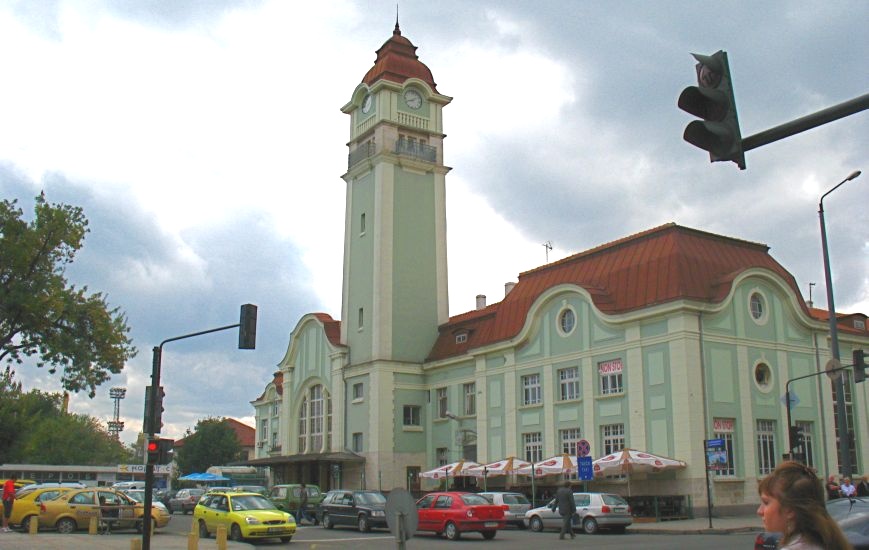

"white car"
[524, 492, 632, 534]
[479, 492, 531, 528]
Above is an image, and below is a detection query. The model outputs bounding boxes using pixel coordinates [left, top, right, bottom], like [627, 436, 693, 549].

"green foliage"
[175, 417, 242, 475]
[0, 368, 133, 464]
[0, 194, 136, 397]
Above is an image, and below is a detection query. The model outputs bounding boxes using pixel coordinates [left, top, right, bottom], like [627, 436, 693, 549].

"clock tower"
[340, 23, 451, 366]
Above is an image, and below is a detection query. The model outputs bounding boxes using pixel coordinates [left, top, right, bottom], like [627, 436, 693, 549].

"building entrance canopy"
[242, 451, 365, 468]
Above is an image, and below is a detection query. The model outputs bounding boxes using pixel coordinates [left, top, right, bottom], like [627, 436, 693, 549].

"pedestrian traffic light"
[678, 50, 745, 170]
[239, 303, 258, 350]
[854, 349, 866, 383]
[788, 425, 804, 451]
[146, 438, 159, 465]
[157, 439, 175, 464]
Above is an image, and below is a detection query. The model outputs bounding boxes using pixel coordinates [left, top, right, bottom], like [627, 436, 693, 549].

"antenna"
[808, 282, 815, 305]
[543, 241, 553, 263]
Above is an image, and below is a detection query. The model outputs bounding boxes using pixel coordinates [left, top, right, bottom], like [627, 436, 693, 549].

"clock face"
[361, 94, 373, 114]
[403, 89, 422, 110]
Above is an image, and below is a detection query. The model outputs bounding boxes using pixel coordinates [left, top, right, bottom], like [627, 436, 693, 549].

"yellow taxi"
[7, 486, 77, 531]
[194, 490, 296, 542]
[39, 488, 170, 533]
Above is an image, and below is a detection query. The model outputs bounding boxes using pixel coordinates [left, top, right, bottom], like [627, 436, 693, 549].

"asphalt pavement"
[0, 514, 762, 549]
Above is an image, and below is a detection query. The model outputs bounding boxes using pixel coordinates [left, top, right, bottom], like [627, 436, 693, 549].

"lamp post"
[819, 170, 861, 478]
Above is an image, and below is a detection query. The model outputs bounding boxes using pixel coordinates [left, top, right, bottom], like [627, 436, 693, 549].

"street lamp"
[819, 170, 861, 478]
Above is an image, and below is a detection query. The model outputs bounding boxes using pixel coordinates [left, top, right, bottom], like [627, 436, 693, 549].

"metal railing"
[395, 138, 437, 163]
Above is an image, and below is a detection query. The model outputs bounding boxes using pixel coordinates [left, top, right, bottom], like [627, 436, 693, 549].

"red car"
[415, 491, 505, 540]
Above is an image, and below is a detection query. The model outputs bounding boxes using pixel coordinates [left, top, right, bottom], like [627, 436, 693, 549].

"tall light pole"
[819, 169, 861, 478]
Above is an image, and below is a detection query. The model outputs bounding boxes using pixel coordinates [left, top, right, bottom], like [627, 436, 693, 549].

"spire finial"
[394, 3, 400, 34]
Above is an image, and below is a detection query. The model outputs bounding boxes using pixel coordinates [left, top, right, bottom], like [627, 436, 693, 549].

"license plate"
[267, 527, 286, 533]
[484, 522, 498, 527]
[613, 507, 627, 513]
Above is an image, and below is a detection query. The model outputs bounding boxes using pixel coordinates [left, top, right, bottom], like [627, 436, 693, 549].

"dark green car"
[268, 484, 324, 519]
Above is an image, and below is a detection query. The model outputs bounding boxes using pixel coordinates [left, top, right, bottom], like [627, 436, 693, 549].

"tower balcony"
[348, 138, 438, 169]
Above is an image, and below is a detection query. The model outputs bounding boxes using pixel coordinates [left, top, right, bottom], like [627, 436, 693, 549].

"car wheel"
[529, 516, 544, 532]
[280, 536, 292, 542]
[198, 520, 210, 539]
[482, 530, 496, 540]
[230, 523, 244, 542]
[56, 517, 77, 535]
[445, 521, 461, 540]
[582, 517, 599, 534]
[322, 513, 334, 529]
[358, 514, 371, 533]
[20, 515, 35, 532]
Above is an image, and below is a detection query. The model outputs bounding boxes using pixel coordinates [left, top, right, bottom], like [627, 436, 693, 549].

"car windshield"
[602, 494, 629, 506]
[827, 498, 869, 529]
[503, 494, 530, 505]
[461, 494, 490, 506]
[230, 495, 276, 511]
[357, 492, 386, 505]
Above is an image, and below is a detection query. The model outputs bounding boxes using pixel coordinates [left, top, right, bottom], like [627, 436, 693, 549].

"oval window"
[559, 308, 576, 335]
[754, 362, 772, 390]
[750, 292, 765, 321]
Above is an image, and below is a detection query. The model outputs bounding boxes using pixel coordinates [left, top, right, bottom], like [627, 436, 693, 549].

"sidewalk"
[628, 513, 762, 534]
[0, 531, 255, 549]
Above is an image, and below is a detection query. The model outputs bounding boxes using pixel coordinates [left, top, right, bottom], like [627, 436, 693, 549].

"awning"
[241, 451, 365, 467]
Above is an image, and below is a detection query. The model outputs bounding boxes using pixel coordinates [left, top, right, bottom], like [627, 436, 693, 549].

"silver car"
[479, 492, 531, 528]
[524, 492, 632, 534]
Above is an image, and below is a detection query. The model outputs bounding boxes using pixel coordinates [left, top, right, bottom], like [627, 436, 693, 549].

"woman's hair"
[758, 461, 852, 549]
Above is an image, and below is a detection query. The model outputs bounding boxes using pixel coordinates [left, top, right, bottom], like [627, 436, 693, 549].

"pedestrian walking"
[758, 461, 852, 549]
[1, 476, 15, 533]
[554, 481, 576, 540]
[857, 475, 869, 497]
[296, 483, 312, 525]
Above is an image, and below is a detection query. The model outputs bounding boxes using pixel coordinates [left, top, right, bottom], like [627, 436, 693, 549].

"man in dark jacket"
[555, 481, 576, 540]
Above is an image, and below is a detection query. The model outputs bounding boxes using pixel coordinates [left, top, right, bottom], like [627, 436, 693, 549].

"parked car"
[754, 497, 869, 549]
[194, 489, 296, 543]
[154, 488, 177, 509]
[268, 483, 324, 515]
[231, 485, 268, 496]
[479, 492, 532, 528]
[111, 481, 146, 491]
[169, 488, 206, 514]
[122, 489, 173, 526]
[38, 487, 169, 533]
[415, 491, 506, 540]
[16, 482, 86, 493]
[316, 489, 387, 532]
[523, 492, 632, 534]
[6, 486, 76, 531]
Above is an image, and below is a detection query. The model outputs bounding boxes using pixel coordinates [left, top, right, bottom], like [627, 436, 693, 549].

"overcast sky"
[1, 1, 867, 447]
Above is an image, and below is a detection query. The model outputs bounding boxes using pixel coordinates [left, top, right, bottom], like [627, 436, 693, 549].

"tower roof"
[362, 23, 438, 91]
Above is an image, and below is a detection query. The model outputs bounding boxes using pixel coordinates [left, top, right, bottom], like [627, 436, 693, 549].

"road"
[165, 513, 759, 549]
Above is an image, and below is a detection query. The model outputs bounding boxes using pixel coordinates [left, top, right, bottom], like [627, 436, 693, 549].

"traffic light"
[146, 438, 159, 464]
[143, 385, 165, 435]
[143, 386, 153, 434]
[239, 303, 258, 350]
[157, 439, 175, 464]
[788, 425, 804, 451]
[854, 349, 866, 383]
[678, 50, 745, 170]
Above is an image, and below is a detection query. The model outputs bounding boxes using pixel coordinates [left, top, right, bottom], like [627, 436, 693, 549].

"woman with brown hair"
[758, 461, 852, 549]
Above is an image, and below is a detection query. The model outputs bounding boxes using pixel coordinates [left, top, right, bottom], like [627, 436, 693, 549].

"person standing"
[857, 475, 869, 497]
[555, 481, 576, 540]
[758, 461, 852, 549]
[825, 475, 841, 500]
[1, 476, 15, 533]
[297, 483, 310, 525]
[841, 477, 857, 497]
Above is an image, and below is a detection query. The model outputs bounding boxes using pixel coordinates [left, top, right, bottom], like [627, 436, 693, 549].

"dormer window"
[455, 333, 468, 344]
[856, 319, 866, 330]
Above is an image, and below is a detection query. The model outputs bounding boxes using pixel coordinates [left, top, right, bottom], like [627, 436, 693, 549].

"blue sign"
[706, 438, 725, 449]
[578, 456, 593, 481]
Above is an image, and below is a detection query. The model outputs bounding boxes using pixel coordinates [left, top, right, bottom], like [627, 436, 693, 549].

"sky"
[1, 1, 867, 448]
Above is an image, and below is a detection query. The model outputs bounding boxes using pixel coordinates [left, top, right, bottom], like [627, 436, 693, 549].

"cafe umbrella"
[419, 460, 482, 490]
[466, 456, 533, 491]
[592, 448, 687, 495]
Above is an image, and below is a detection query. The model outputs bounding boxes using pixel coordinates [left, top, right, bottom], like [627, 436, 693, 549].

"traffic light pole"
[785, 364, 853, 465]
[141, 305, 257, 550]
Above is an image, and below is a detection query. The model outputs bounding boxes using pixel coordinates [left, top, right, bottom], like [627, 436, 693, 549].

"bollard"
[89, 515, 99, 535]
[28, 516, 38, 535]
[130, 538, 142, 550]
[187, 531, 199, 550]
[216, 524, 227, 550]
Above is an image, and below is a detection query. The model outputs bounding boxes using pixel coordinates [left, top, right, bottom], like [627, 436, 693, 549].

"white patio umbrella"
[419, 460, 483, 488]
[466, 457, 533, 491]
[592, 448, 687, 495]
[516, 453, 577, 476]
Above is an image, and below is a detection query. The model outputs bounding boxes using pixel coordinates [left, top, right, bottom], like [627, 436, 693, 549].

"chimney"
[806, 299, 814, 309]
[505, 282, 517, 296]
[476, 294, 487, 310]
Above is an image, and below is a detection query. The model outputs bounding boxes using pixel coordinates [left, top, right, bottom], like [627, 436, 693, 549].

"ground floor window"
[756, 419, 776, 476]
[713, 418, 736, 477]
[796, 420, 815, 469]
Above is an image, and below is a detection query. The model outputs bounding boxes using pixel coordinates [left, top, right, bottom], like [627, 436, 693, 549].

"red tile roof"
[362, 23, 438, 92]
[428, 223, 808, 361]
[312, 313, 343, 347]
[808, 308, 868, 336]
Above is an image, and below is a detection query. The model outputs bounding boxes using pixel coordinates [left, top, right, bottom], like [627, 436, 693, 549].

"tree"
[175, 418, 242, 475]
[0, 194, 136, 397]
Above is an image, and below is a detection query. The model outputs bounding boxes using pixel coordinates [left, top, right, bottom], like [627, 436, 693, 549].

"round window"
[559, 308, 576, 335]
[750, 292, 765, 321]
[754, 362, 772, 390]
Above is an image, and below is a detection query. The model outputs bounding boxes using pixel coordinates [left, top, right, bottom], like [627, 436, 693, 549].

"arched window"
[298, 384, 332, 453]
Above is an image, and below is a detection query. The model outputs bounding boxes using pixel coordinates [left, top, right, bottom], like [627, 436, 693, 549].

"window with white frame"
[796, 421, 815, 469]
[260, 419, 268, 440]
[298, 396, 307, 452]
[436, 387, 448, 418]
[601, 423, 625, 455]
[272, 401, 280, 416]
[403, 405, 421, 426]
[560, 428, 582, 455]
[271, 431, 278, 449]
[463, 382, 476, 416]
[522, 373, 542, 405]
[756, 419, 776, 475]
[712, 418, 736, 477]
[559, 367, 580, 401]
[523, 432, 543, 463]
[436, 447, 449, 466]
[352, 432, 363, 452]
[352, 382, 364, 400]
[599, 359, 624, 395]
[298, 384, 331, 454]
[310, 385, 324, 451]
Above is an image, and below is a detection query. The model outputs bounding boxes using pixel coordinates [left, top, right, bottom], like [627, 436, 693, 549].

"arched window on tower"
[298, 384, 332, 454]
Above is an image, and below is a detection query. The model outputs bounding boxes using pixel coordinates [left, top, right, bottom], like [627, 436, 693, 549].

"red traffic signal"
[146, 439, 160, 464]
